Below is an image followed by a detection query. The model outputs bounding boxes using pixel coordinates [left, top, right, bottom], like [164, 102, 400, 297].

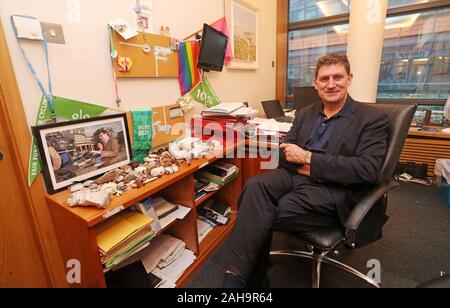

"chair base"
[270, 250, 381, 288]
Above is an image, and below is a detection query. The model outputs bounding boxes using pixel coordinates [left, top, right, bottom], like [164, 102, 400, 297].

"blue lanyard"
[10, 15, 56, 121]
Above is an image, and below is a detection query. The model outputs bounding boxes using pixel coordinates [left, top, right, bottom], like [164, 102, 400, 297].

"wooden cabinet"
[46, 147, 242, 288]
[400, 129, 450, 177]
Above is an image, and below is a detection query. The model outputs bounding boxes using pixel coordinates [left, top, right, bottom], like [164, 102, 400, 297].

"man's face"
[99, 132, 108, 143]
[314, 64, 353, 106]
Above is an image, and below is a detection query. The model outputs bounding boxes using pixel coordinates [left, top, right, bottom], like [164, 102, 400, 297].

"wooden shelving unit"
[46, 145, 243, 288]
[400, 129, 450, 176]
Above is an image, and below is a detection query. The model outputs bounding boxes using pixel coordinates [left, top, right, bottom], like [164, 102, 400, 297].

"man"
[222, 53, 389, 288]
[92, 129, 120, 166]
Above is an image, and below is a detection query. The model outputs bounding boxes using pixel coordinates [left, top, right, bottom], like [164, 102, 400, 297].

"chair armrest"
[345, 180, 400, 232]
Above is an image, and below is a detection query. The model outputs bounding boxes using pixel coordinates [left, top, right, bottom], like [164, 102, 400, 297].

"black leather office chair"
[270, 103, 417, 288]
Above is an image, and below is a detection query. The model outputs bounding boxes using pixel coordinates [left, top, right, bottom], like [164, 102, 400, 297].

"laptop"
[261, 100, 294, 123]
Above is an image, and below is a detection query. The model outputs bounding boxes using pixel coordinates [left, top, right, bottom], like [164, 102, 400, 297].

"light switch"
[11, 16, 43, 41]
[40, 22, 65, 44]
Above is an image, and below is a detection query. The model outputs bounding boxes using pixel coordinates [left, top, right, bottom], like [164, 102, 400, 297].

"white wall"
[0, 0, 276, 125]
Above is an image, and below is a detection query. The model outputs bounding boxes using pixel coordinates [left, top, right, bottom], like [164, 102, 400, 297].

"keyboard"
[275, 116, 294, 123]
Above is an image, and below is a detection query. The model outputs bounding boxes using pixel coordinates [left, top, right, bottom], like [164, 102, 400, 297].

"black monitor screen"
[198, 23, 228, 72]
[294, 86, 322, 110]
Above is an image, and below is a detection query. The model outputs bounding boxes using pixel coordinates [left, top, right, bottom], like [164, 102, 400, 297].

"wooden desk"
[46, 144, 242, 288]
[400, 128, 450, 176]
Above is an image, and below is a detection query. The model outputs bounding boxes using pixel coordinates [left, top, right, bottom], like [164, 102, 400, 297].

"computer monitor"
[294, 86, 322, 110]
[197, 24, 229, 72]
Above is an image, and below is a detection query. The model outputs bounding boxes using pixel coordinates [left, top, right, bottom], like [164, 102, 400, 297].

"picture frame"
[225, 0, 260, 70]
[32, 114, 132, 194]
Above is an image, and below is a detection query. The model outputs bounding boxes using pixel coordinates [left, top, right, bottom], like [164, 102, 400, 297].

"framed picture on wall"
[32, 114, 132, 194]
[225, 0, 260, 70]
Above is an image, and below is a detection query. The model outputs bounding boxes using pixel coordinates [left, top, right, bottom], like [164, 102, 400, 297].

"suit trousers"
[223, 168, 344, 282]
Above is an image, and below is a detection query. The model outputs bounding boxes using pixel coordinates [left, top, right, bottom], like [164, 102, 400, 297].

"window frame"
[277, 0, 450, 106]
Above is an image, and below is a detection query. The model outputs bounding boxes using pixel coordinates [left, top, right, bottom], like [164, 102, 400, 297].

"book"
[213, 161, 238, 175]
[194, 178, 210, 194]
[152, 197, 179, 219]
[199, 206, 229, 225]
[196, 169, 239, 186]
[203, 199, 231, 217]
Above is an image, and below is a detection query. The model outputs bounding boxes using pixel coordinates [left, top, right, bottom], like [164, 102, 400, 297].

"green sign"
[28, 96, 118, 186]
[132, 109, 153, 163]
[191, 77, 221, 108]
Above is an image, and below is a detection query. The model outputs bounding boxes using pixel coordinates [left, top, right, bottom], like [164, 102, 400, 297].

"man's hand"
[97, 143, 104, 151]
[280, 143, 309, 165]
[297, 165, 311, 177]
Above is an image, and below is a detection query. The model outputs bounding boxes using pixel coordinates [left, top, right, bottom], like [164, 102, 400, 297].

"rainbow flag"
[178, 41, 201, 95]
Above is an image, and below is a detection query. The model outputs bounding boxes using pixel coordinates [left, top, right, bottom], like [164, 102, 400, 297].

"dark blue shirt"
[305, 102, 353, 154]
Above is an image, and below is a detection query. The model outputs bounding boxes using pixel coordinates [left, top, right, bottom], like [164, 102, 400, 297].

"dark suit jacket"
[280, 96, 389, 246]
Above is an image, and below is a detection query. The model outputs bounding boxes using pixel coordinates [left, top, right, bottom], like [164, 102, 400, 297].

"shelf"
[46, 144, 239, 228]
[199, 211, 236, 255]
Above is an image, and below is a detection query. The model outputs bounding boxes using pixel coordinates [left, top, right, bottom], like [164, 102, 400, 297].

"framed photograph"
[32, 114, 132, 194]
[225, 0, 259, 70]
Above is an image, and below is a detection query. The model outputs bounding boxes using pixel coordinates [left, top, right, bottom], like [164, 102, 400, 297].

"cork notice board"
[126, 104, 186, 149]
[152, 105, 186, 148]
[112, 31, 179, 78]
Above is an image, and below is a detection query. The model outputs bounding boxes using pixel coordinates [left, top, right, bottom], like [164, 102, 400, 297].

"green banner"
[28, 96, 118, 186]
[191, 77, 221, 108]
[132, 109, 153, 163]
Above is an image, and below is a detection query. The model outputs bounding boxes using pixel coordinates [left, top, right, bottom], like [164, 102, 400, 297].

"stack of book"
[195, 160, 239, 186]
[95, 211, 156, 270]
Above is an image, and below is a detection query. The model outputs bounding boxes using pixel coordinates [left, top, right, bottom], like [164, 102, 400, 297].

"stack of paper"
[249, 118, 293, 133]
[202, 102, 258, 119]
[96, 211, 155, 270]
[152, 249, 196, 287]
[197, 219, 214, 243]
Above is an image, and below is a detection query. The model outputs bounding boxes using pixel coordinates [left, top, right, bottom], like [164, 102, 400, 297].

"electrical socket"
[40, 22, 65, 44]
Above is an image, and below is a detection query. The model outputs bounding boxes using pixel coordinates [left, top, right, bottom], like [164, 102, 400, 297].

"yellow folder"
[95, 211, 153, 254]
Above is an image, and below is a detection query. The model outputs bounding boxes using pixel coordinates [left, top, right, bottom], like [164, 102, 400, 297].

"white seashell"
[83, 180, 94, 187]
[135, 166, 146, 174]
[70, 184, 84, 193]
[151, 167, 165, 178]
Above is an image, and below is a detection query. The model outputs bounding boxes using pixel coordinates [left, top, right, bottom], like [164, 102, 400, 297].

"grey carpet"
[185, 183, 450, 288]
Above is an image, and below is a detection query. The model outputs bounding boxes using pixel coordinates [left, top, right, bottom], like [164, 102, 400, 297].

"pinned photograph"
[32, 114, 132, 194]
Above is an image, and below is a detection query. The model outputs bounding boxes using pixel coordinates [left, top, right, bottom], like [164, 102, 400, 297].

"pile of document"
[135, 234, 196, 288]
[197, 218, 214, 243]
[131, 197, 191, 232]
[95, 211, 155, 270]
[201, 102, 258, 119]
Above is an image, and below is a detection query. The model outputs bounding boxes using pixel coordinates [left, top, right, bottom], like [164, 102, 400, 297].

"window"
[289, 0, 351, 23]
[388, 0, 442, 9]
[285, 0, 450, 104]
[288, 24, 348, 96]
[377, 7, 450, 100]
